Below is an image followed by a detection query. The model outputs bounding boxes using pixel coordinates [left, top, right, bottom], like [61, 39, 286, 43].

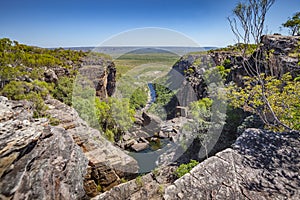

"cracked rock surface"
[0, 96, 139, 199]
[0, 96, 88, 199]
[164, 128, 300, 200]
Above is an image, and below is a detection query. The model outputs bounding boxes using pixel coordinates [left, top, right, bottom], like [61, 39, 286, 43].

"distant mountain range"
[51, 46, 218, 57]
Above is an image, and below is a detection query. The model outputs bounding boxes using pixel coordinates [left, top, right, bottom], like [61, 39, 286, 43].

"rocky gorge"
[0, 34, 299, 199]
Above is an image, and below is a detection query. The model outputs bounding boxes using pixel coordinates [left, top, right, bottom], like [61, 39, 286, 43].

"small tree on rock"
[227, 0, 293, 131]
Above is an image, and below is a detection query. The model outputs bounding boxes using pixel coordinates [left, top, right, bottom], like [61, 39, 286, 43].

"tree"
[95, 97, 135, 142]
[282, 12, 300, 36]
[228, 0, 275, 45]
[227, 0, 293, 130]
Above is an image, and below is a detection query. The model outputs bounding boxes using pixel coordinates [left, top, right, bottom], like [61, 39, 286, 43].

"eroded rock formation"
[0, 96, 88, 199]
[260, 35, 300, 78]
[45, 98, 139, 196]
[94, 128, 300, 199]
[0, 96, 139, 199]
[164, 128, 300, 199]
[79, 57, 116, 99]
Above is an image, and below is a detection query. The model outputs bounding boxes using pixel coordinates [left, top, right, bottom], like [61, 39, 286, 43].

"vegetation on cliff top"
[0, 38, 89, 116]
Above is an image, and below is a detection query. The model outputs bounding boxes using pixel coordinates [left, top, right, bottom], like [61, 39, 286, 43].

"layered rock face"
[0, 96, 139, 199]
[164, 128, 300, 199]
[216, 35, 300, 85]
[79, 56, 116, 99]
[173, 35, 299, 90]
[45, 98, 139, 196]
[0, 96, 88, 199]
[92, 165, 177, 200]
[172, 54, 211, 101]
[260, 35, 300, 78]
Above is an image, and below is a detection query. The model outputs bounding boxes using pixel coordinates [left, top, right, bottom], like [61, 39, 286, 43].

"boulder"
[122, 133, 131, 141]
[135, 129, 150, 138]
[44, 69, 58, 83]
[131, 143, 149, 152]
[139, 137, 149, 144]
[158, 131, 169, 138]
[150, 137, 159, 142]
[134, 114, 144, 126]
[161, 126, 173, 132]
[142, 112, 162, 134]
[125, 139, 138, 148]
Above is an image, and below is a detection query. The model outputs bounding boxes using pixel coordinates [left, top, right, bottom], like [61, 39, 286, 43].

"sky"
[0, 0, 299, 48]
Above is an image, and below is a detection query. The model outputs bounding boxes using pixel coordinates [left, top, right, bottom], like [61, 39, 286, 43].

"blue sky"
[0, 0, 299, 47]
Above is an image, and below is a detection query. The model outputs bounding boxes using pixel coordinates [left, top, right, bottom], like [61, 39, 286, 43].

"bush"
[227, 73, 300, 131]
[95, 97, 135, 142]
[53, 76, 74, 106]
[1, 80, 52, 117]
[135, 175, 143, 187]
[130, 86, 148, 110]
[175, 160, 199, 178]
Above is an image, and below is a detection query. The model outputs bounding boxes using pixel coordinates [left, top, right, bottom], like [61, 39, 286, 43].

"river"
[129, 82, 174, 173]
[148, 83, 156, 104]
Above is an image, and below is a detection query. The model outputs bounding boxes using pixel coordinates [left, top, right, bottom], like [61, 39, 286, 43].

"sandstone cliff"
[79, 56, 116, 98]
[214, 35, 300, 85]
[0, 96, 88, 199]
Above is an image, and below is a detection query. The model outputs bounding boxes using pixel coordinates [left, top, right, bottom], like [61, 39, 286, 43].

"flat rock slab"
[131, 143, 149, 152]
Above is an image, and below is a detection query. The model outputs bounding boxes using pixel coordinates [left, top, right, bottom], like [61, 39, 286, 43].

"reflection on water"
[128, 82, 174, 173]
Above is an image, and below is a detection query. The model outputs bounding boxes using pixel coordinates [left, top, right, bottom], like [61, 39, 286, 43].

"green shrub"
[175, 160, 199, 178]
[227, 73, 300, 131]
[216, 65, 230, 79]
[120, 178, 127, 183]
[1, 80, 52, 117]
[49, 117, 61, 126]
[158, 184, 164, 195]
[96, 184, 102, 192]
[135, 175, 143, 187]
[223, 58, 231, 67]
[130, 86, 148, 110]
[53, 77, 74, 106]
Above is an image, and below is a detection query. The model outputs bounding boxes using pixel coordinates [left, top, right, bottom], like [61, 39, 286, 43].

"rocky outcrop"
[215, 35, 300, 85]
[44, 69, 58, 83]
[173, 35, 299, 89]
[79, 57, 116, 99]
[92, 165, 177, 200]
[171, 53, 224, 105]
[45, 98, 139, 196]
[141, 112, 162, 134]
[0, 96, 88, 199]
[164, 128, 300, 199]
[260, 35, 300, 78]
[0, 96, 139, 199]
